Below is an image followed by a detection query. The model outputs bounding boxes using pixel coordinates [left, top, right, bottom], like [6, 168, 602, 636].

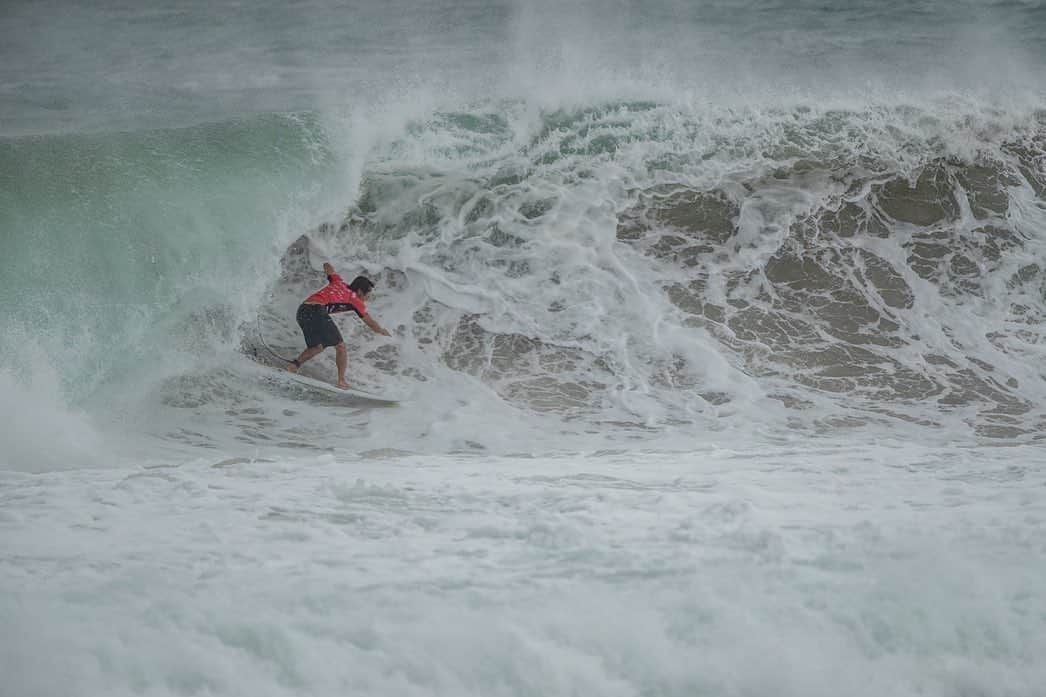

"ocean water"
[2, 1, 1046, 695]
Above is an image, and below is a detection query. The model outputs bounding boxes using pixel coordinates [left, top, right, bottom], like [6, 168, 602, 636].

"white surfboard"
[275, 370, 401, 407]
[249, 326, 401, 406]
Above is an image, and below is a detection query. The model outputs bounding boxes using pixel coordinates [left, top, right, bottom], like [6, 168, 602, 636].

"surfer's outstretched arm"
[363, 314, 392, 337]
[323, 262, 336, 276]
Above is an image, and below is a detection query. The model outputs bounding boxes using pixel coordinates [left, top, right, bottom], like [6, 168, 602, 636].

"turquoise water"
[0, 114, 351, 399]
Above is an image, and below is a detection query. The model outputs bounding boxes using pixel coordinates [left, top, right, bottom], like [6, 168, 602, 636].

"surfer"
[287, 262, 391, 389]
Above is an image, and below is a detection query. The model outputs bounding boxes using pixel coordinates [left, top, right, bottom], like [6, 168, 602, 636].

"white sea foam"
[2, 444, 1043, 696]
[0, 366, 103, 473]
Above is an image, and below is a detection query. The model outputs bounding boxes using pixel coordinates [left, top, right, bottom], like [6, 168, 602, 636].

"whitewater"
[2, 1, 1046, 695]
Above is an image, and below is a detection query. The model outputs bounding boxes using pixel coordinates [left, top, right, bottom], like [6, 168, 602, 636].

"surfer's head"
[349, 276, 375, 298]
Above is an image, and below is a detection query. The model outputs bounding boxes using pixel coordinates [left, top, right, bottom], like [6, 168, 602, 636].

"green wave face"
[0, 114, 343, 400]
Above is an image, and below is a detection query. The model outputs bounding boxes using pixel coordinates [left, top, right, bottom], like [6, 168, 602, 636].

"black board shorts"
[296, 303, 343, 348]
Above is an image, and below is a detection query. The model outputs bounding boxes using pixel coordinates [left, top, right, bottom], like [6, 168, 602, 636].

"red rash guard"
[304, 274, 368, 317]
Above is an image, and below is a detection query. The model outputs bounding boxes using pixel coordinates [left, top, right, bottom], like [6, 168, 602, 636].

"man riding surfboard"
[288, 262, 391, 389]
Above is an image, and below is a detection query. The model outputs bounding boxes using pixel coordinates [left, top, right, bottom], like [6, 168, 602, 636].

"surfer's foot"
[285, 364, 299, 374]
[337, 380, 351, 390]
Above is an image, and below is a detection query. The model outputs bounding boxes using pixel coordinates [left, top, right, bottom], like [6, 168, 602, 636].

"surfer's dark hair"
[349, 276, 375, 296]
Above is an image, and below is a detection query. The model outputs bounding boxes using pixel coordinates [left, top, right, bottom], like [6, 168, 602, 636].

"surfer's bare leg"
[288, 345, 324, 373]
[335, 343, 350, 389]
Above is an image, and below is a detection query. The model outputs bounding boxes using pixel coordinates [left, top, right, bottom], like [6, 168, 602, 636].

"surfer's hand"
[363, 314, 391, 336]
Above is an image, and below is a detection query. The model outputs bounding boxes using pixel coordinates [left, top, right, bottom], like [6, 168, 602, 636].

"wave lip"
[290, 101, 1046, 442]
